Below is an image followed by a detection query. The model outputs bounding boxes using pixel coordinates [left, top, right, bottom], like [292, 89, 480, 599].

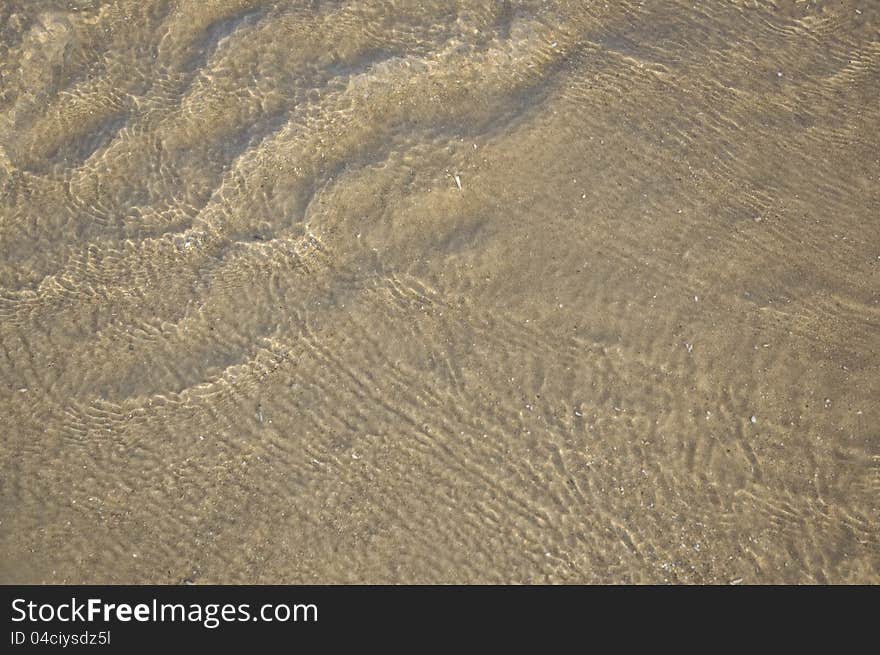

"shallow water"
[0, 0, 877, 584]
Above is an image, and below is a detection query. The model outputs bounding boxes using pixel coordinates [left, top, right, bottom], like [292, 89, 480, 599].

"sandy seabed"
[0, 1, 877, 584]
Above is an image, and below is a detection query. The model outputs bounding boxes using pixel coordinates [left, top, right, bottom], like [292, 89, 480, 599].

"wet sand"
[0, 1, 877, 583]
